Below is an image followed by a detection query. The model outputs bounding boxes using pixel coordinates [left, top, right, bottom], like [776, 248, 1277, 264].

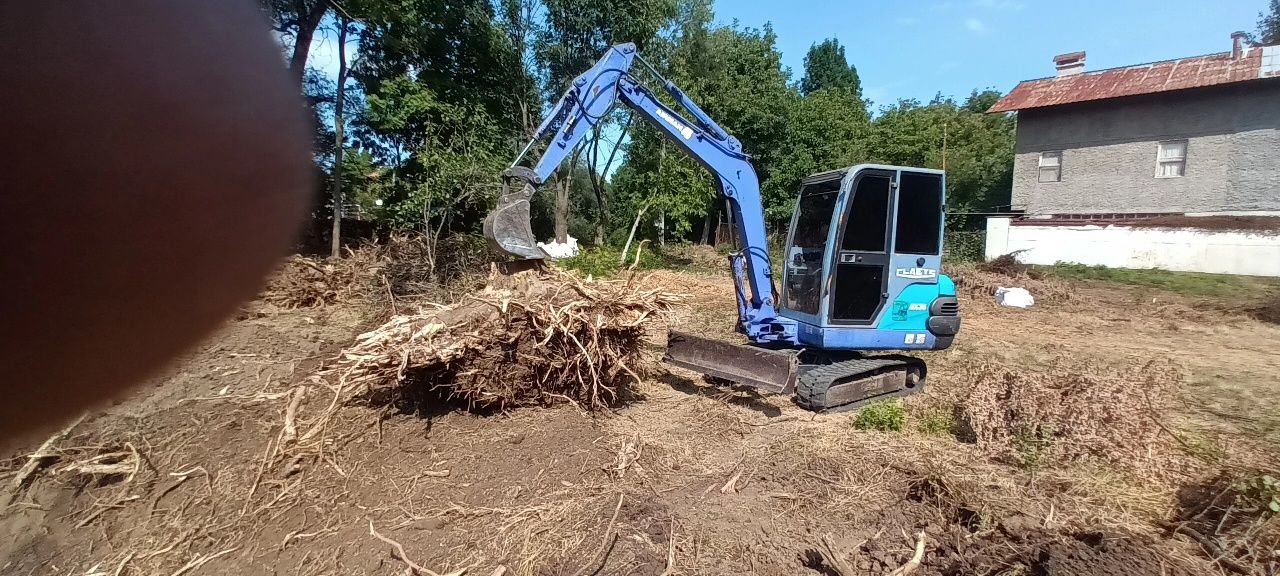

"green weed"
[852, 400, 906, 432]
[557, 245, 677, 277]
[1235, 475, 1280, 513]
[1011, 424, 1055, 471]
[915, 408, 956, 436]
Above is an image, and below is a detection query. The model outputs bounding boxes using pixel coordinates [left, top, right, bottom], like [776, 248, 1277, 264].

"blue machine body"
[504, 43, 958, 353]
[778, 166, 958, 351]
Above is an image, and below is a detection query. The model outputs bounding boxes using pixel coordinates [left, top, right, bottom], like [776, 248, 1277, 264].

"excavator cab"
[779, 165, 959, 351]
[667, 164, 960, 412]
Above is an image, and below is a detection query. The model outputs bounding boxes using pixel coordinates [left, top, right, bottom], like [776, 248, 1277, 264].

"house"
[984, 33, 1280, 276]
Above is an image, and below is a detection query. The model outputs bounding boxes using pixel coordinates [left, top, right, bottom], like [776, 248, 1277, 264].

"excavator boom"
[484, 43, 795, 344]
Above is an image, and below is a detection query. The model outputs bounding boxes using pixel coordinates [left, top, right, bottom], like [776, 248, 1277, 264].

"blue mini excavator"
[484, 43, 961, 412]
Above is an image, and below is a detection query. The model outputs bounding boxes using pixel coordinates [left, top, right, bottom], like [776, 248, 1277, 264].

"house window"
[1038, 151, 1062, 182]
[1156, 140, 1187, 178]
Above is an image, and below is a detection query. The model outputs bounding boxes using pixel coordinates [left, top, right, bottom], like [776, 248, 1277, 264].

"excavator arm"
[485, 43, 795, 342]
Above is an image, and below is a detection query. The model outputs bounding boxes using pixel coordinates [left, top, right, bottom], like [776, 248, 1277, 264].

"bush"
[558, 247, 622, 277]
[915, 408, 956, 436]
[944, 230, 985, 263]
[557, 244, 676, 277]
[852, 400, 906, 432]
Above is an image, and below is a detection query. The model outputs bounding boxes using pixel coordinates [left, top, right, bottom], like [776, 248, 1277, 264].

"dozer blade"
[484, 168, 549, 260]
[664, 331, 797, 393]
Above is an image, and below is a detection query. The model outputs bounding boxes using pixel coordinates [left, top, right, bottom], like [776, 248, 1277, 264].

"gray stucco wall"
[1010, 80, 1280, 214]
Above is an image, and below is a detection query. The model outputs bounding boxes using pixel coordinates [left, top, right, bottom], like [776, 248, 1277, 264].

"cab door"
[780, 176, 843, 325]
[828, 169, 895, 324]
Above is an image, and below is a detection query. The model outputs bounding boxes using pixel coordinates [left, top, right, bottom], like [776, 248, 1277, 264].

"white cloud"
[964, 17, 987, 34]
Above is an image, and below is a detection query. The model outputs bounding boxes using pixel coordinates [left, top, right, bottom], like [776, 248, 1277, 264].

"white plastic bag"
[995, 286, 1035, 308]
[537, 235, 580, 259]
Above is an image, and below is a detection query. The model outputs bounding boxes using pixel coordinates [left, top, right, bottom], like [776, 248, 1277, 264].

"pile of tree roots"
[323, 266, 681, 413]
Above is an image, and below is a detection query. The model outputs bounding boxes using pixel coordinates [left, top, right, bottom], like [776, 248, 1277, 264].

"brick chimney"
[1231, 31, 1248, 60]
[1053, 51, 1086, 77]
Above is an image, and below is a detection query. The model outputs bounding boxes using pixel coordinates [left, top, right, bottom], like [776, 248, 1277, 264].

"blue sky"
[310, 1, 1266, 105]
[711, 0, 1265, 107]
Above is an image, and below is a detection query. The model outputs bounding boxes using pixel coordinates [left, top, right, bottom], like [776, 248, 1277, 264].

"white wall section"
[984, 217, 1280, 277]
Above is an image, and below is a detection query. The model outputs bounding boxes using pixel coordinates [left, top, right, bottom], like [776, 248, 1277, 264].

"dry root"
[262, 255, 348, 308]
[289, 266, 679, 444]
[261, 234, 486, 309]
[1165, 471, 1280, 574]
[3, 415, 84, 506]
[946, 261, 1074, 305]
[957, 358, 1185, 476]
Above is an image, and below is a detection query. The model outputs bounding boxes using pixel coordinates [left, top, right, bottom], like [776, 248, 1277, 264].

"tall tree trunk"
[554, 145, 585, 244]
[593, 198, 607, 246]
[619, 202, 651, 265]
[700, 204, 716, 245]
[658, 210, 665, 248]
[554, 175, 569, 243]
[289, 1, 329, 86]
[586, 119, 630, 247]
[329, 18, 349, 258]
[588, 137, 606, 246]
[656, 140, 666, 248]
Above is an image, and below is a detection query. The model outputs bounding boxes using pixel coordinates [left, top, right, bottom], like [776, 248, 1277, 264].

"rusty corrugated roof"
[989, 45, 1278, 113]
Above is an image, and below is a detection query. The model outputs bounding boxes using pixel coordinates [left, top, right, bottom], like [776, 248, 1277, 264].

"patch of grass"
[1011, 424, 1056, 472]
[557, 245, 676, 277]
[1043, 262, 1280, 298]
[915, 408, 956, 436]
[852, 400, 906, 432]
[1178, 427, 1228, 464]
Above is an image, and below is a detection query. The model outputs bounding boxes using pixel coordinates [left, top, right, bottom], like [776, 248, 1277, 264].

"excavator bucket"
[484, 168, 549, 260]
[664, 331, 797, 393]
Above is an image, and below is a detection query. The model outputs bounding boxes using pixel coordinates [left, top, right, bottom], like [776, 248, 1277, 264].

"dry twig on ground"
[572, 493, 625, 576]
[3, 414, 84, 507]
[368, 520, 466, 576]
[887, 531, 926, 576]
[815, 534, 856, 576]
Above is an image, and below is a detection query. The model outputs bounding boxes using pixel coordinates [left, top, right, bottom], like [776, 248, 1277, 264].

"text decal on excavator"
[895, 267, 937, 280]
[655, 108, 695, 140]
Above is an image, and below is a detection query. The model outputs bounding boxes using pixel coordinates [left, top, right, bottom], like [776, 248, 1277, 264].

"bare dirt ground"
[3, 262, 1278, 576]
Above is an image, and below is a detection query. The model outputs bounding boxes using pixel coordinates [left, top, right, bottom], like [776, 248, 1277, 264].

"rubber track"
[794, 356, 923, 412]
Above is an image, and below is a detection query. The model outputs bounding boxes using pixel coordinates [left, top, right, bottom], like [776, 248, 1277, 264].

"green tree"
[360, 76, 506, 225]
[613, 14, 800, 243]
[355, 0, 530, 133]
[258, 0, 331, 86]
[800, 38, 863, 101]
[536, 0, 678, 244]
[1259, 0, 1280, 44]
[337, 0, 526, 269]
[867, 91, 1014, 221]
[765, 88, 869, 224]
